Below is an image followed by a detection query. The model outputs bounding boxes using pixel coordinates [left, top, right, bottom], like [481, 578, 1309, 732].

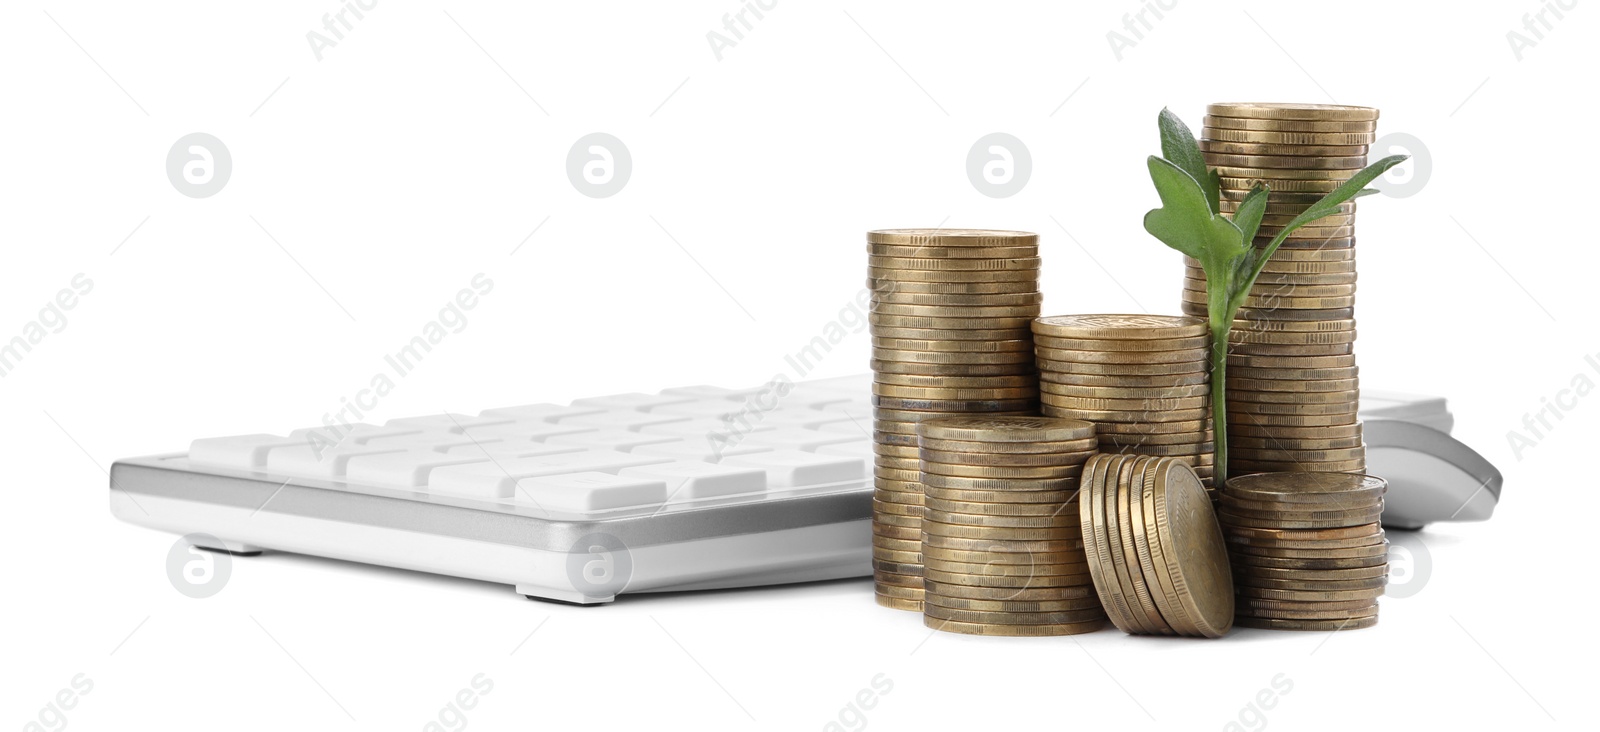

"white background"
[2, 1, 1592, 730]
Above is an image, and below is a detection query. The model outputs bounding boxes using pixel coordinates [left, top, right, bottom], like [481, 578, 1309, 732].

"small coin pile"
[912, 416, 1106, 636]
[868, 229, 1043, 611]
[1188, 102, 1376, 477]
[1032, 314, 1214, 488]
[1080, 454, 1233, 637]
[1220, 472, 1388, 630]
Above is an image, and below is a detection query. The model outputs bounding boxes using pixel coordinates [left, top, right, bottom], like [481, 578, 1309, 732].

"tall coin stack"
[868, 229, 1043, 611]
[1188, 102, 1376, 477]
[1031, 315, 1214, 489]
[1219, 473, 1388, 630]
[914, 416, 1105, 636]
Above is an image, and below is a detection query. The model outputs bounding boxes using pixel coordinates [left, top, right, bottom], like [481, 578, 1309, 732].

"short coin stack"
[914, 416, 1105, 636]
[1031, 314, 1214, 488]
[1080, 454, 1233, 637]
[1220, 472, 1388, 630]
[1188, 102, 1376, 477]
[868, 229, 1043, 611]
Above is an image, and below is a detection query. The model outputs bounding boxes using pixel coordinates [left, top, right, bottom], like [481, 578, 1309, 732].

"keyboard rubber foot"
[188, 535, 265, 555]
[516, 584, 614, 605]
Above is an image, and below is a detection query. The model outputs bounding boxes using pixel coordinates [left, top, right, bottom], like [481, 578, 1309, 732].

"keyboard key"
[814, 419, 870, 436]
[741, 428, 865, 452]
[546, 429, 680, 452]
[289, 424, 426, 449]
[638, 419, 778, 438]
[632, 439, 774, 463]
[427, 451, 671, 499]
[480, 403, 605, 422]
[751, 410, 855, 430]
[658, 384, 771, 399]
[815, 440, 874, 462]
[440, 441, 587, 459]
[267, 444, 408, 479]
[721, 450, 864, 488]
[455, 421, 597, 442]
[512, 472, 669, 512]
[619, 462, 766, 500]
[189, 434, 303, 469]
[346, 450, 492, 489]
[556, 411, 691, 431]
[799, 374, 872, 393]
[363, 432, 505, 453]
[385, 414, 516, 433]
[570, 393, 695, 412]
[653, 400, 747, 420]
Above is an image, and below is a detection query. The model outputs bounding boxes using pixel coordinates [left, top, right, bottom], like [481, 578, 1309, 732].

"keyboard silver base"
[110, 454, 871, 604]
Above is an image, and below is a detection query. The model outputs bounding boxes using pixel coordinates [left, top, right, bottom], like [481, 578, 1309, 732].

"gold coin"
[1234, 585, 1384, 602]
[1232, 564, 1388, 581]
[924, 580, 1096, 601]
[922, 616, 1105, 636]
[1254, 225, 1356, 240]
[1037, 391, 1209, 411]
[924, 557, 1091, 577]
[1182, 289, 1356, 310]
[1232, 553, 1387, 570]
[921, 567, 1091, 587]
[1233, 317, 1358, 332]
[1206, 272, 1359, 288]
[1040, 402, 1209, 424]
[873, 360, 1039, 377]
[1224, 473, 1385, 502]
[920, 461, 1085, 480]
[1032, 334, 1211, 352]
[1201, 139, 1368, 157]
[869, 303, 1042, 320]
[867, 255, 1041, 272]
[918, 448, 1094, 468]
[1220, 486, 1380, 512]
[1203, 152, 1367, 170]
[1228, 435, 1364, 451]
[1229, 330, 1358, 347]
[874, 488, 924, 507]
[871, 338, 1035, 354]
[1241, 596, 1378, 612]
[1227, 389, 1361, 405]
[925, 510, 1080, 529]
[1041, 382, 1210, 399]
[922, 487, 1081, 504]
[867, 229, 1039, 247]
[868, 278, 1039, 295]
[1039, 369, 1209, 389]
[874, 594, 924, 611]
[875, 375, 1037, 392]
[872, 547, 922, 563]
[1221, 177, 1347, 194]
[1226, 343, 1355, 359]
[873, 383, 1039, 401]
[1032, 314, 1208, 339]
[1255, 214, 1356, 229]
[1235, 574, 1387, 592]
[1146, 457, 1234, 637]
[918, 436, 1097, 454]
[1085, 417, 1211, 435]
[925, 595, 1103, 612]
[1214, 164, 1365, 181]
[920, 545, 1084, 564]
[1227, 399, 1358, 415]
[1229, 354, 1356, 369]
[1185, 280, 1356, 299]
[1103, 441, 1214, 458]
[872, 395, 1038, 412]
[873, 569, 922, 587]
[1098, 429, 1215, 447]
[1223, 521, 1383, 541]
[874, 466, 922, 482]
[873, 523, 921, 541]
[1218, 508, 1382, 531]
[868, 267, 1038, 284]
[922, 533, 1085, 553]
[1204, 115, 1377, 133]
[869, 312, 1036, 329]
[1228, 543, 1387, 560]
[868, 243, 1038, 259]
[874, 583, 925, 600]
[872, 558, 924, 575]
[914, 415, 1096, 442]
[873, 289, 1043, 306]
[923, 604, 1106, 625]
[1038, 357, 1207, 376]
[874, 512, 923, 530]
[1234, 614, 1377, 631]
[1035, 346, 1208, 365]
[1235, 603, 1379, 620]
[1206, 102, 1379, 122]
[1220, 188, 1339, 205]
[1220, 198, 1357, 215]
[1205, 127, 1376, 145]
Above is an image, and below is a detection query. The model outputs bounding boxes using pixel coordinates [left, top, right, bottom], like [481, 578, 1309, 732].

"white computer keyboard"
[109, 375, 879, 604]
[108, 376, 1498, 604]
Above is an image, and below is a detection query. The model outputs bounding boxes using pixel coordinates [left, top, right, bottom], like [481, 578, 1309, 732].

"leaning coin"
[922, 617, 1105, 636]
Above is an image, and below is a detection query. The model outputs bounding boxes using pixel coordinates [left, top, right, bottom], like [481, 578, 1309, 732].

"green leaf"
[1142, 156, 1245, 269]
[1252, 155, 1409, 280]
[1229, 183, 1270, 244]
[1158, 108, 1219, 215]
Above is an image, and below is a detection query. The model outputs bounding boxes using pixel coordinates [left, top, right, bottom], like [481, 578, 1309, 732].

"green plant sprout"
[1141, 108, 1406, 487]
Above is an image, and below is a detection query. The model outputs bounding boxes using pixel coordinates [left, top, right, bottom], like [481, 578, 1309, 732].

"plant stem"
[1209, 315, 1232, 489]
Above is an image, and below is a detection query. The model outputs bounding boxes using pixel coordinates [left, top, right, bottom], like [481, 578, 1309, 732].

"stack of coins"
[1220, 472, 1388, 630]
[1080, 454, 1233, 637]
[913, 416, 1105, 636]
[868, 229, 1043, 611]
[1188, 102, 1376, 477]
[1031, 314, 1215, 488]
